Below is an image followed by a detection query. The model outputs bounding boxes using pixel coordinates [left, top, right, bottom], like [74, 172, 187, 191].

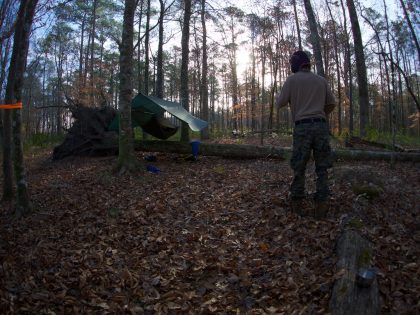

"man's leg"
[290, 125, 312, 200]
[313, 122, 333, 217]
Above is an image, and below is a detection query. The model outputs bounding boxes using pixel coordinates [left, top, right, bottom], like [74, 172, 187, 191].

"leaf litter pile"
[0, 146, 419, 314]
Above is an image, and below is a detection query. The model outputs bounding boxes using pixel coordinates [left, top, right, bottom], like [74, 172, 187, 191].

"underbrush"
[334, 128, 420, 149]
[24, 133, 65, 149]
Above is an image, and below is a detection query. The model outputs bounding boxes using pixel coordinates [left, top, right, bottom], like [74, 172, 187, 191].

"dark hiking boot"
[314, 200, 329, 219]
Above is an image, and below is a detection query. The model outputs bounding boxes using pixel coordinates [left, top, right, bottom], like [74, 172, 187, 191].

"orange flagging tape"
[0, 102, 23, 109]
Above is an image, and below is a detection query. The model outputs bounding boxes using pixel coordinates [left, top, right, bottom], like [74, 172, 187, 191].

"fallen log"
[135, 140, 292, 159]
[332, 148, 420, 162]
[92, 140, 420, 162]
[329, 228, 380, 315]
[346, 136, 405, 152]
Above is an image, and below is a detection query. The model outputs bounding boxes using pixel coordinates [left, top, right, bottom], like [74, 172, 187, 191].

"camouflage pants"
[290, 121, 332, 201]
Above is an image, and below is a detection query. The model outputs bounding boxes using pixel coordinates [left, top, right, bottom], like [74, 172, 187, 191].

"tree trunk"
[326, 1, 342, 133]
[346, 0, 369, 137]
[292, 0, 302, 51]
[117, 0, 138, 173]
[230, 19, 239, 131]
[78, 12, 86, 91]
[144, 0, 151, 95]
[260, 43, 266, 145]
[156, 0, 165, 98]
[5, 0, 38, 215]
[1, 110, 13, 201]
[251, 31, 257, 131]
[180, 0, 192, 142]
[303, 0, 325, 77]
[399, 0, 420, 63]
[1, 37, 13, 201]
[340, 0, 353, 134]
[384, 0, 397, 168]
[200, 0, 209, 140]
[90, 139, 420, 162]
[90, 0, 98, 106]
[137, 0, 144, 93]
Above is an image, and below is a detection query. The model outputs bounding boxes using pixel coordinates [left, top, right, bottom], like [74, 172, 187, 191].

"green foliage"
[211, 128, 228, 139]
[365, 127, 381, 142]
[351, 182, 383, 199]
[366, 128, 420, 148]
[336, 127, 420, 148]
[24, 133, 65, 150]
[334, 129, 350, 143]
[214, 165, 225, 174]
[348, 217, 365, 230]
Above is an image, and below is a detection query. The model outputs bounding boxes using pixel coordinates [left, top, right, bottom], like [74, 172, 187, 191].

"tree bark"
[90, 0, 98, 106]
[346, 0, 369, 137]
[292, 0, 302, 51]
[144, 0, 151, 95]
[137, 0, 144, 93]
[90, 139, 420, 162]
[117, 0, 138, 173]
[399, 0, 420, 63]
[303, 0, 325, 77]
[383, 0, 397, 168]
[180, 0, 192, 142]
[228, 11, 240, 131]
[156, 0, 165, 99]
[5, 0, 38, 215]
[200, 0, 209, 140]
[340, 0, 354, 134]
[250, 18, 257, 131]
[1, 38, 13, 201]
[78, 11, 86, 91]
[326, 1, 342, 133]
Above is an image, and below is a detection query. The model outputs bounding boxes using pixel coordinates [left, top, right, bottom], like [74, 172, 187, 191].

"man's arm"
[275, 79, 290, 109]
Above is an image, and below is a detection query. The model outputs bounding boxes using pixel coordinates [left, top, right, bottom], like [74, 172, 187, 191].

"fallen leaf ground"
[0, 137, 419, 314]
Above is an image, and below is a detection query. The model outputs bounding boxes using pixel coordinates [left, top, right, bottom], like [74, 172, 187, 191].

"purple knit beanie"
[290, 51, 311, 73]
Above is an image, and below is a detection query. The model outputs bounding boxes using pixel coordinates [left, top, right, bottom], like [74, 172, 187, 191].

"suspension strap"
[0, 102, 23, 109]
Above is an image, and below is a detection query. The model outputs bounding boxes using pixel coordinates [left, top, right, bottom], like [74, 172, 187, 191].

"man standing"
[276, 51, 335, 218]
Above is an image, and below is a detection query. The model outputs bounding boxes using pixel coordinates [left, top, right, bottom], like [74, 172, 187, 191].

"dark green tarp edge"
[108, 93, 208, 139]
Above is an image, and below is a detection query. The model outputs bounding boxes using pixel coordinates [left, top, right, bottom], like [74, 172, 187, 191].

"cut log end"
[329, 229, 380, 315]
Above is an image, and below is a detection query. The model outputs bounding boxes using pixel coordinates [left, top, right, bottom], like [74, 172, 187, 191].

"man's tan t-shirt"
[276, 70, 336, 122]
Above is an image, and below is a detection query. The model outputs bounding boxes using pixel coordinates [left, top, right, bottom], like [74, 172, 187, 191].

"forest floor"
[0, 135, 419, 314]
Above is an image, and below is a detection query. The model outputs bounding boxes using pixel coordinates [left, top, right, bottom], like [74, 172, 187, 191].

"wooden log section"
[134, 140, 291, 159]
[129, 141, 420, 162]
[329, 229, 380, 315]
[91, 140, 420, 162]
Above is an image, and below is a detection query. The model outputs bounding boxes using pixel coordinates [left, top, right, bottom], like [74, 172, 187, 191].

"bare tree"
[200, 0, 209, 139]
[2, 0, 39, 214]
[399, 0, 420, 62]
[303, 0, 325, 77]
[346, 0, 369, 137]
[180, 0, 192, 142]
[291, 0, 302, 50]
[117, 0, 138, 173]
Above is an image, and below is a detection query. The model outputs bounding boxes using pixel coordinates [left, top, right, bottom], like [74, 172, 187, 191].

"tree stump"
[329, 228, 380, 315]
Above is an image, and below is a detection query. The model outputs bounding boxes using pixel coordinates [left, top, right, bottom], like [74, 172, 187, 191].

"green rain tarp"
[109, 93, 208, 139]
